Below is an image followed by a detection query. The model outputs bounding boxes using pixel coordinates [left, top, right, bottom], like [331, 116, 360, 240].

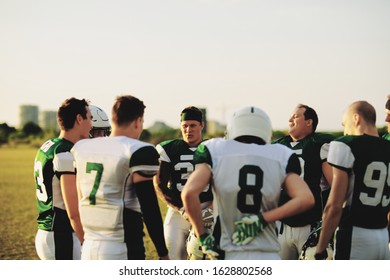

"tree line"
[0, 121, 387, 148]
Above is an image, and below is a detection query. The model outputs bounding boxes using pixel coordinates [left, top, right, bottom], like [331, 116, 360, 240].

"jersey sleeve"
[316, 133, 336, 162]
[130, 145, 160, 177]
[286, 153, 302, 175]
[156, 142, 171, 163]
[53, 151, 75, 176]
[193, 143, 212, 167]
[320, 142, 330, 162]
[327, 140, 355, 172]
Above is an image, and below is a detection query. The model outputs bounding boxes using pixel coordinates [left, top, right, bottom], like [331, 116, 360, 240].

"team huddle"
[33, 95, 390, 260]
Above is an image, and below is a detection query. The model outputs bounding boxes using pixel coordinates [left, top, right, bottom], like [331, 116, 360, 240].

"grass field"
[0, 146, 166, 260]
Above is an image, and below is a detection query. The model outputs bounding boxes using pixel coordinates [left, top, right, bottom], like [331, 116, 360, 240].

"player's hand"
[198, 233, 219, 260]
[314, 250, 328, 260]
[232, 213, 267, 246]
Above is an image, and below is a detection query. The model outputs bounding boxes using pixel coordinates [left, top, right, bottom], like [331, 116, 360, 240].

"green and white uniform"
[273, 132, 335, 259]
[328, 134, 390, 259]
[194, 138, 301, 260]
[71, 136, 160, 260]
[34, 138, 81, 260]
[156, 139, 213, 260]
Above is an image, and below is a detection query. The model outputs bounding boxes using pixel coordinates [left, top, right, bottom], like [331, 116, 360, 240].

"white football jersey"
[194, 138, 300, 253]
[71, 136, 159, 242]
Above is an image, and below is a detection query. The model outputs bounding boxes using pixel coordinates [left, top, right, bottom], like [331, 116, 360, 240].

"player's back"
[72, 136, 155, 241]
[201, 138, 298, 253]
[34, 137, 74, 231]
[328, 134, 390, 229]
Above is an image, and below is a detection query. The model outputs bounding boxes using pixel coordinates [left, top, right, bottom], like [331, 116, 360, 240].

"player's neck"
[59, 130, 82, 144]
[110, 126, 139, 139]
[358, 126, 379, 137]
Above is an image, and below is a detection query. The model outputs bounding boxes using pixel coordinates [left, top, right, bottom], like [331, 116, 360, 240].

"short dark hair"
[298, 104, 318, 133]
[57, 98, 89, 131]
[180, 106, 203, 123]
[112, 95, 145, 126]
[385, 95, 390, 110]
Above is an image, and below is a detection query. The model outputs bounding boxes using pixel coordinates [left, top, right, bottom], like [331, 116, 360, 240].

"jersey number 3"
[237, 165, 263, 214]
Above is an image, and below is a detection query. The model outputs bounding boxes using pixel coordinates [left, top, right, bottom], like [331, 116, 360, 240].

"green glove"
[198, 233, 219, 260]
[232, 213, 267, 246]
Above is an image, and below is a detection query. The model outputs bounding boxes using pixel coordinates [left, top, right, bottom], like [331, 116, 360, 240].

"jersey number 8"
[237, 165, 263, 214]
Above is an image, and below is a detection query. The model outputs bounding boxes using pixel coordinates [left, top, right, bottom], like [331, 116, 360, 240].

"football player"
[34, 97, 92, 259]
[71, 95, 169, 260]
[383, 94, 390, 140]
[88, 104, 146, 259]
[181, 106, 315, 260]
[273, 104, 335, 259]
[89, 105, 111, 138]
[316, 101, 390, 260]
[383, 95, 390, 249]
[154, 106, 213, 260]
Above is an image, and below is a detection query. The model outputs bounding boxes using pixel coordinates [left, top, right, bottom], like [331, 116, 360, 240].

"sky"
[0, 0, 389, 131]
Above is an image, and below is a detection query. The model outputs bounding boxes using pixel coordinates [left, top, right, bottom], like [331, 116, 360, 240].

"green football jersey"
[328, 135, 390, 229]
[156, 139, 213, 207]
[34, 138, 75, 231]
[273, 132, 335, 226]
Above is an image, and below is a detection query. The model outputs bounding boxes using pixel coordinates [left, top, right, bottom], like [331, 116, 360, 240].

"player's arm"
[320, 142, 334, 186]
[316, 166, 348, 256]
[61, 174, 84, 244]
[153, 161, 182, 211]
[181, 163, 212, 238]
[134, 172, 169, 259]
[132, 146, 169, 259]
[264, 153, 314, 223]
[55, 151, 84, 244]
[322, 161, 333, 186]
[263, 172, 314, 223]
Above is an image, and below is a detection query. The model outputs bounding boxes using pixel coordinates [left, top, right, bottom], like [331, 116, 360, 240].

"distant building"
[199, 107, 207, 133]
[19, 105, 39, 128]
[39, 110, 58, 131]
[207, 120, 226, 135]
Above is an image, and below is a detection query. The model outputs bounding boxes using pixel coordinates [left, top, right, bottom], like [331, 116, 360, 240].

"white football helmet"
[186, 208, 214, 260]
[89, 105, 111, 137]
[299, 222, 334, 260]
[225, 106, 272, 144]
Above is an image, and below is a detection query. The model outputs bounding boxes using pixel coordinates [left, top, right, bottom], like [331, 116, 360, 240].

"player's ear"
[134, 116, 144, 129]
[353, 113, 360, 126]
[305, 119, 313, 128]
[75, 114, 83, 125]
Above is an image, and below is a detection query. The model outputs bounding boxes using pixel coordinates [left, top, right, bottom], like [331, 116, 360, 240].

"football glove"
[232, 213, 267, 246]
[198, 233, 219, 260]
[201, 207, 214, 230]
